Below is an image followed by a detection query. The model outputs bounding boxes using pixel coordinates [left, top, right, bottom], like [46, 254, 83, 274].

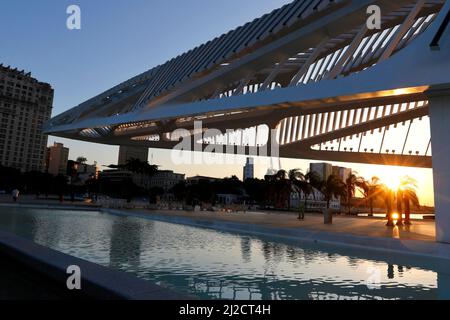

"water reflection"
[109, 217, 144, 271]
[0, 207, 446, 300]
[240, 237, 252, 263]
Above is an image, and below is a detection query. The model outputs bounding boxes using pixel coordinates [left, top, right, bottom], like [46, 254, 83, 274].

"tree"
[288, 169, 321, 218]
[289, 169, 305, 218]
[265, 170, 293, 209]
[319, 175, 347, 210]
[381, 185, 396, 226]
[345, 173, 366, 215]
[243, 178, 267, 204]
[360, 176, 383, 216]
[76, 157, 88, 164]
[107, 158, 158, 201]
[399, 176, 420, 225]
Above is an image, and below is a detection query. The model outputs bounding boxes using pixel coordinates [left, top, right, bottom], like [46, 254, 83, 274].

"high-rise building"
[118, 146, 149, 165]
[332, 166, 352, 182]
[243, 157, 254, 181]
[0, 65, 53, 171]
[46, 142, 69, 176]
[310, 162, 333, 181]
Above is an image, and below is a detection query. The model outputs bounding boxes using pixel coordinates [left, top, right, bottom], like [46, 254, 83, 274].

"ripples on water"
[0, 207, 444, 300]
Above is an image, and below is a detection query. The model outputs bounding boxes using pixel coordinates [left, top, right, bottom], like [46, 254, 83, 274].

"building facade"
[67, 160, 99, 184]
[148, 170, 185, 191]
[0, 65, 53, 171]
[118, 146, 149, 165]
[310, 162, 333, 181]
[243, 158, 254, 181]
[290, 188, 341, 212]
[332, 166, 352, 182]
[186, 175, 220, 185]
[46, 142, 69, 176]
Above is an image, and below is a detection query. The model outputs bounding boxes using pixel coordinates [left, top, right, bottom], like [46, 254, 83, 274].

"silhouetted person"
[11, 189, 19, 202]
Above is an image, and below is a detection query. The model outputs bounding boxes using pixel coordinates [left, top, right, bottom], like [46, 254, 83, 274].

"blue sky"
[0, 0, 291, 166]
[0, 0, 435, 205]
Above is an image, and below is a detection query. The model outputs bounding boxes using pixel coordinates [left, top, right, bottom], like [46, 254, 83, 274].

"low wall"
[0, 230, 190, 300]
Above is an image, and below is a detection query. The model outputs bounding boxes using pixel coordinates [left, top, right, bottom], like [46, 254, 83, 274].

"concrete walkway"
[133, 209, 436, 242]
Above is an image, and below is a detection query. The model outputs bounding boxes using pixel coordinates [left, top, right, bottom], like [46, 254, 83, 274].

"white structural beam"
[327, 25, 368, 79]
[379, 0, 427, 62]
[289, 38, 329, 86]
[260, 56, 290, 91]
[428, 88, 450, 243]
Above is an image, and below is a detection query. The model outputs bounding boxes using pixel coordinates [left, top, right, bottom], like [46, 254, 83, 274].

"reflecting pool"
[0, 207, 448, 300]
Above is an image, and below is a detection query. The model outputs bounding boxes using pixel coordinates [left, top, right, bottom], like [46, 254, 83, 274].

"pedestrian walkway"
[137, 209, 436, 242]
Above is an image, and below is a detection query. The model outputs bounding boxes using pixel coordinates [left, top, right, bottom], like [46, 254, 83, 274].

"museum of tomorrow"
[45, 0, 450, 242]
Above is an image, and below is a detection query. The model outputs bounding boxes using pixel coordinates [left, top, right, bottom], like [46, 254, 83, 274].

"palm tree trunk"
[369, 198, 374, 217]
[405, 199, 412, 225]
[396, 191, 404, 226]
[324, 199, 332, 224]
[348, 195, 351, 215]
[386, 194, 395, 226]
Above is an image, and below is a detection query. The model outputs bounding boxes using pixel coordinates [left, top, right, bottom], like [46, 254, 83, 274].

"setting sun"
[383, 174, 403, 191]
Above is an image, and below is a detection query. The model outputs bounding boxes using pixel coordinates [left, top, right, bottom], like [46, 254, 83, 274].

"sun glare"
[379, 167, 405, 190]
[383, 176, 402, 190]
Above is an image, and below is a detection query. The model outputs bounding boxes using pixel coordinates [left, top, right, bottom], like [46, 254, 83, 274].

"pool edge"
[104, 209, 450, 262]
[0, 230, 192, 300]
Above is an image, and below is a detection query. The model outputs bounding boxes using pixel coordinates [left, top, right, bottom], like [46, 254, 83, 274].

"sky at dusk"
[0, 0, 435, 205]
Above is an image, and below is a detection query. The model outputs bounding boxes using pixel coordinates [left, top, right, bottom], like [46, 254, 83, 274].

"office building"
[118, 146, 149, 165]
[332, 166, 352, 182]
[243, 158, 254, 181]
[310, 162, 333, 181]
[46, 142, 69, 176]
[0, 64, 53, 171]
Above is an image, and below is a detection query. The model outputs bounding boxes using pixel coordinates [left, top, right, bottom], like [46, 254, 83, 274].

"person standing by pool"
[11, 188, 20, 202]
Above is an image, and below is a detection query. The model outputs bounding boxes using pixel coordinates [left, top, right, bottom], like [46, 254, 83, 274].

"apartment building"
[0, 64, 53, 171]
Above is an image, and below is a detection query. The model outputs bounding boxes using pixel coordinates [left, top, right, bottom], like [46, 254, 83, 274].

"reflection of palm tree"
[399, 176, 420, 225]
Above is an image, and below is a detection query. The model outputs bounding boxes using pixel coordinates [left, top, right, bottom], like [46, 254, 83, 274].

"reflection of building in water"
[109, 219, 143, 270]
[240, 237, 252, 263]
[388, 264, 395, 279]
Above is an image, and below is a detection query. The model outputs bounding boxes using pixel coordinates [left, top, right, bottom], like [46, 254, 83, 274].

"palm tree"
[265, 170, 292, 209]
[381, 185, 396, 226]
[399, 176, 420, 225]
[360, 177, 383, 217]
[76, 156, 88, 164]
[288, 169, 322, 219]
[289, 169, 305, 218]
[345, 173, 366, 215]
[396, 187, 404, 226]
[319, 175, 347, 224]
[300, 171, 321, 213]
